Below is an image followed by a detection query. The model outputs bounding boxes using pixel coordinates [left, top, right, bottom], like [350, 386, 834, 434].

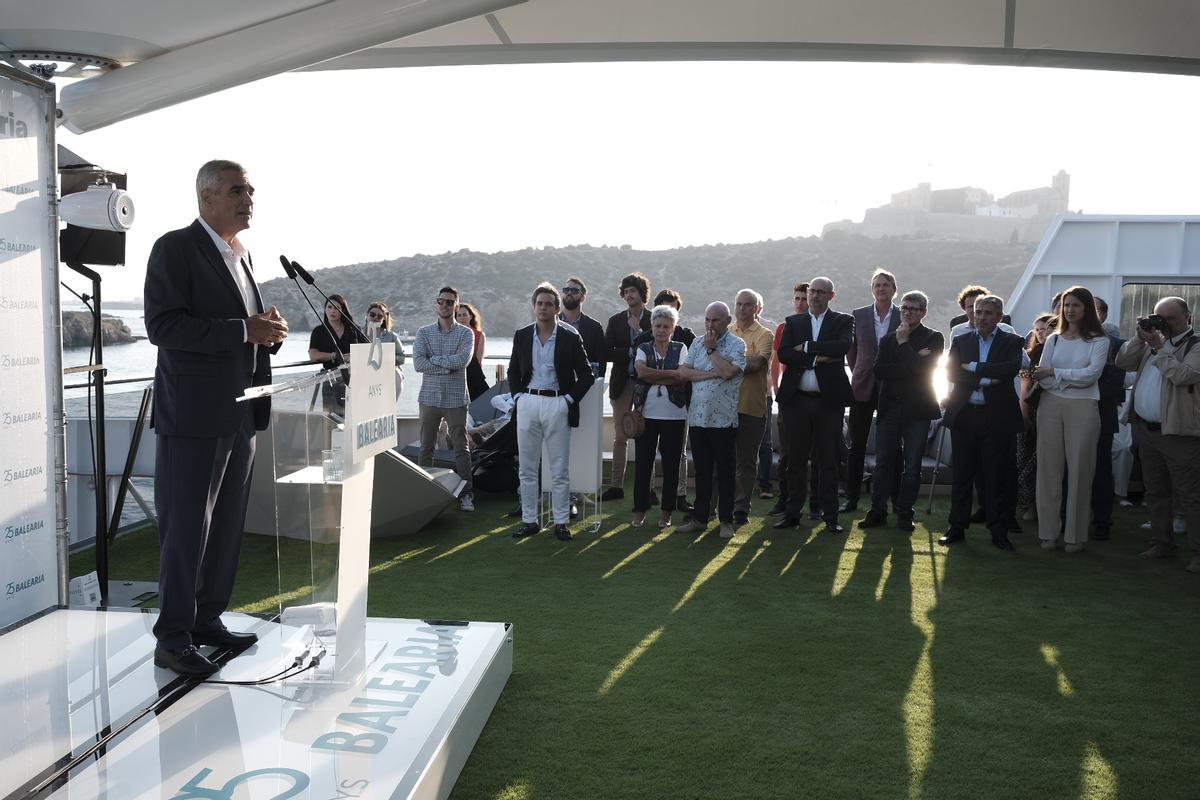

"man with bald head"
[774, 277, 854, 533]
[675, 301, 747, 539]
[1116, 296, 1200, 573]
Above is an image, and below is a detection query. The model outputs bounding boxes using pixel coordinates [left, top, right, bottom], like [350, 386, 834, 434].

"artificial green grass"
[75, 485, 1200, 799]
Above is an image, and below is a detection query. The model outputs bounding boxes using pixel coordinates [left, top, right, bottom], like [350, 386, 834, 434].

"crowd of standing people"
[316, 269, 1200, 572]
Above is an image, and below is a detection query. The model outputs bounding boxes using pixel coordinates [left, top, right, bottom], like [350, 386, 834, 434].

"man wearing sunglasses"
[413, 286, 476, 512]
[558, 276, 606, 378]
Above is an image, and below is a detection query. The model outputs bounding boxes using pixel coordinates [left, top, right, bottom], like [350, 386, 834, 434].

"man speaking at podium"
[144, 160, 288, 677]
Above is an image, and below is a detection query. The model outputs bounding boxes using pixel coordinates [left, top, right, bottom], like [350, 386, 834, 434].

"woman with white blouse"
[632, 305, 690, 528]
[1031, 286, 1110, 552]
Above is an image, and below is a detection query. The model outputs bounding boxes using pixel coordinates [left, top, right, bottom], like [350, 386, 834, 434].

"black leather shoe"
[896, 514, 915, 533]
[767, 501, 788, 516]
[154, 644, 218, 677]
[838, 500, 858, 514]
[808, 507, 823, 521]
[554, 524, 573, 541]
[191, 627, 258, 649]
[824, 519, 846, 534]
[773, 515, 801, 529]
[733, 512, 749, 526]
[1006, 520, 1024, 535]
[939, 527, 966, 546]
[992, 533, 1016, 551]
[600, 487, 625, 501]
[859, 510, 887, 528]
[969, 508, 987, 523]
[676, 495, 694, 513]
[513, 522, 539, 539]
[1093, 525, 1111, 541]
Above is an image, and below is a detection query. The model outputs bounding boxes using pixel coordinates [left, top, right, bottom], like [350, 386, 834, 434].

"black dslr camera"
[1138, 314, 1167, 333]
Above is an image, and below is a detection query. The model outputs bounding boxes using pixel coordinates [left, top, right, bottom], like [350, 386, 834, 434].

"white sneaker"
[460, 494, 475, 512]
[719, 523, 736, 539]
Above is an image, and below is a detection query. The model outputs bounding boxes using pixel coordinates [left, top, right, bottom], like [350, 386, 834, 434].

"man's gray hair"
[975, 294, 1005, 314]
[196, 159, 244, 206]
[901, 290, 929, 310]
[651, 304, 679, 325]
[736, 288, 764, 309]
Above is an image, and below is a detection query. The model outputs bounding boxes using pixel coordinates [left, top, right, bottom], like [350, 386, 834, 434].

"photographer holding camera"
[1115, 297, 1200, 573]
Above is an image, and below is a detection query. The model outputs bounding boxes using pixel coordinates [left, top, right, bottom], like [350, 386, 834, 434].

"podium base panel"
[0, 608, 512, 800]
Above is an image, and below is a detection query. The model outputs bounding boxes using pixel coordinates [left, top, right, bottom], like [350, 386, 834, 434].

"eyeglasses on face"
[435, 298, 456, 306]
[367, 310, 384, 319]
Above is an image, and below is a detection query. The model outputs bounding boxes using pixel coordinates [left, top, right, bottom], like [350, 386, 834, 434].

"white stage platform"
[0, 608, 512, 800]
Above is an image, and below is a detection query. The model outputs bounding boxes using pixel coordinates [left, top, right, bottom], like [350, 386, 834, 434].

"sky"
[56, 60, 1200, 301]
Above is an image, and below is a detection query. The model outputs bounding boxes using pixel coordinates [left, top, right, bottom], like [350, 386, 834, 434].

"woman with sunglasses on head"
[365, 300, 407, 405]
[455, 302, 490, 400]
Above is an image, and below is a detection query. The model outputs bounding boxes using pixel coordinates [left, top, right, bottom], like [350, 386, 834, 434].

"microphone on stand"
[291, 259, 370, 345]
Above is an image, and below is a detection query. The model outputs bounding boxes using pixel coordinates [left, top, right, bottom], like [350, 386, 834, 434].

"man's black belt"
[797, 391, 821, 398]
[1140, 419, 1162, 432]
[526, 388, 564, 397]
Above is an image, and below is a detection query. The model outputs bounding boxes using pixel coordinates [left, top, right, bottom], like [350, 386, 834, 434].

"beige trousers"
[1035, 393, 1100, 545]
[609, 382, 634, 487]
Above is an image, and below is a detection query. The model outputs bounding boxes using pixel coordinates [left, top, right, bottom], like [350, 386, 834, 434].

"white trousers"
[517, 393, 572, 524]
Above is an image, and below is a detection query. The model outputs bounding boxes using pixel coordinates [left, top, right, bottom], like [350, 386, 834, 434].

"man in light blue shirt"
[674, 302, 746, 539]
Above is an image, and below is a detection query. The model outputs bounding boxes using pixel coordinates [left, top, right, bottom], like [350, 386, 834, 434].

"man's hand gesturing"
[247, 305, 288, 345]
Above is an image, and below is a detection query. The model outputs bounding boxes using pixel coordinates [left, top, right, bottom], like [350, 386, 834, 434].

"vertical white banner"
[0, 73, 60, 626]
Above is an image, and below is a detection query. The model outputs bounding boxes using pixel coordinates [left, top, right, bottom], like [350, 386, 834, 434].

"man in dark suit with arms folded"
[774, 276, 854, 533]
[508, 283, 596, 541]
[144, 160, 288, 676]
[939, 294, 1023, 551]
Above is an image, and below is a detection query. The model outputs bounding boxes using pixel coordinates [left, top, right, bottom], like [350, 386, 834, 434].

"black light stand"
[63, 259, 110, 604]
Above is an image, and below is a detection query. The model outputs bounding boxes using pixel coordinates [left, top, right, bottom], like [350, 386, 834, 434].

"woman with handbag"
[1032, 287, 1109, 553]
[630, 305, 690, 528]
[1015, 313, 1053, 518]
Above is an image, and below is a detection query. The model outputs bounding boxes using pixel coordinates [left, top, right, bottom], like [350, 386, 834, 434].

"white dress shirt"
[197, 216, 259, 343]
[800, 309, 826, 393]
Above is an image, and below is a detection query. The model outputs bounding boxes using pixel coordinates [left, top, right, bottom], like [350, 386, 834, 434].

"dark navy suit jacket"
[507, 321, 596, 427]
[943, 329, 1024, 435]
[144, 220, 278, 437]
[776, 309, 854, 408]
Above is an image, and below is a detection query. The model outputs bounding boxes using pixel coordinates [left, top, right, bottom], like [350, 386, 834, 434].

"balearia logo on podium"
[345, 341, 397, 464]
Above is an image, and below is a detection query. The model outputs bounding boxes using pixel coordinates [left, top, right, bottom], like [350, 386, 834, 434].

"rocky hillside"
[62, 311, 136, 348]
[260, 234, 1037, 340]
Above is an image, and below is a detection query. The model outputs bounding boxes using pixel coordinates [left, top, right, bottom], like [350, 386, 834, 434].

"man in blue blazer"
[774, 276, 854, 532]
[939, 295, 1024, 551]
[507, 283, 596, 541]
[144, 160, 287, 676]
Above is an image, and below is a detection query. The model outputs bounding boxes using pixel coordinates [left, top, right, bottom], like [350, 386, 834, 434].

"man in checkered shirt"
[413, 286, 476, 511]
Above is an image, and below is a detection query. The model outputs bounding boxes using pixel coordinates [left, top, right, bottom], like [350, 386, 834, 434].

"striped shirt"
[413, 321, 474, 408]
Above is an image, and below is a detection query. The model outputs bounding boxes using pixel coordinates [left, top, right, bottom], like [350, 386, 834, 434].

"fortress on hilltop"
[824, 170, 1071, 243]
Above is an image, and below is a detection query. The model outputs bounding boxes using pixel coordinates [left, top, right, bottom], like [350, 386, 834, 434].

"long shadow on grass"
[917, 529, 1200, 799]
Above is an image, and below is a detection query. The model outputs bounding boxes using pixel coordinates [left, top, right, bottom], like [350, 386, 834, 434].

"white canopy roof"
[3, 0, 1200, 131]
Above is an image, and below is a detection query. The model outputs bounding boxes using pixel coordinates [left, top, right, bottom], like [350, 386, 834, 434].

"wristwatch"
[706, 346, 716, 355]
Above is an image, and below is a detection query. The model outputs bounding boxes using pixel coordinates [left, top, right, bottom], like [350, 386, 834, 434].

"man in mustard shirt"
[731, 289, 775, 526]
